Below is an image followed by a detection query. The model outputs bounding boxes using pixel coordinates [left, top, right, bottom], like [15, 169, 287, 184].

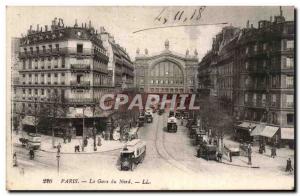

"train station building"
[134, 40, 199, 94]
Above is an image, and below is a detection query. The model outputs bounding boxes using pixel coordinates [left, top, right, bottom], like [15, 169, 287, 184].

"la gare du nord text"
[98, 93, 200, 111]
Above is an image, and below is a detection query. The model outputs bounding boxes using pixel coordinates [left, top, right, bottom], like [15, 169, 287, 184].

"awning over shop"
[260, 126, 279, 138]
[281, 128, 294, 140]
[22, 116, 37, 126]
[235, 122, 256, 130]
[250, 124, 266, 136]
[66, 107, 115, 118]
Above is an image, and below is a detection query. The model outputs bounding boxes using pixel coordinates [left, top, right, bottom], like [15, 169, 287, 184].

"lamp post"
[32, 95, 39, 135]
[82, 105, 86, 148]
[20, 114, 25, 137]
[93, 121, 97, 151]
[68, 121, 72, 143]
[56, 151, 60, 174]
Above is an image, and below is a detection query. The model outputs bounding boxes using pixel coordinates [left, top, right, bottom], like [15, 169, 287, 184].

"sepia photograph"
[6, 5, 295, 191]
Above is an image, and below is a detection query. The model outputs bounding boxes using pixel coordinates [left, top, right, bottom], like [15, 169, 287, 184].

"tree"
[198, 95, 234, 148]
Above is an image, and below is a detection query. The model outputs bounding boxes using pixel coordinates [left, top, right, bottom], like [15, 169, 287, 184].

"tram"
[120, 139, 146, 171]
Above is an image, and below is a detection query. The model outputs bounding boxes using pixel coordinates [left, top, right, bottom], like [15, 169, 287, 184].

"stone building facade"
[98, 27, 134, 91]
[134, 40, 199, 94]
[12, 18, 121, 138]
[198, 10, 295, 144]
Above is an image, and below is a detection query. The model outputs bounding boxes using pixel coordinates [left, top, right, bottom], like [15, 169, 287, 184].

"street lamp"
[93, 121, 97, 151]
[68, 121, 72, 143]
[82, 105, 86, 148]
[56, 152, 60, 174]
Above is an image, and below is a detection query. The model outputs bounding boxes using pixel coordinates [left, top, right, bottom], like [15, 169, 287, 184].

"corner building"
[14, 18, 115, 137]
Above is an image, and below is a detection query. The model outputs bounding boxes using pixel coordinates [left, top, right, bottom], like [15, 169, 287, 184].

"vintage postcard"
[6, 6, 295, 190]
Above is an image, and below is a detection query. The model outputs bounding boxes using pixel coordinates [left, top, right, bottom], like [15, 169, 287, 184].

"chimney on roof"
[40, 27, 43, 32]
[84, 23, 87, 28]
[246, 20, 249, 28]
[89, 20, 91, 29]
[270, 16, 273, 22]
[45, 25, 48, 31]
[37, 24, 39, 31]
[100, 26, 106, 33]
[251, 24, 253, 28]
[280, 6, 283, 17]
[74, 19, 78, 27]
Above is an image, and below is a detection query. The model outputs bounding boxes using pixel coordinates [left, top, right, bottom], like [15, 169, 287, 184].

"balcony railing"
[66, 98, 95, 104]
[70, 64, 91, 70]
[70, 81, 90, 87]
[93, 66, 108, 73]
[19, 47, 108, 60]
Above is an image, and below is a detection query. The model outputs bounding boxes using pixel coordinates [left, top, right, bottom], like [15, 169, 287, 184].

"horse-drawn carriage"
[197, 143, 217, 161]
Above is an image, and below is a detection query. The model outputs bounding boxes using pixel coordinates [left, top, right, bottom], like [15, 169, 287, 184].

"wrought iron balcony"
[70, 81, 90, 88]
[70, 64, 91, 70]
[66, 98, 95, 104]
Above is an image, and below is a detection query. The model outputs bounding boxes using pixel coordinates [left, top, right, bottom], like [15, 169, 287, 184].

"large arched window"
[149, 61, 184, 86]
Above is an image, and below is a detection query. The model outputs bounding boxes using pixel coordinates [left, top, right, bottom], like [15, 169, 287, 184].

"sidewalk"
[13, 133, 125, 154]
[221, 137, 294, 171]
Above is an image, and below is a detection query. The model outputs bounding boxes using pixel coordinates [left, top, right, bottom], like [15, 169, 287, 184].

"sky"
[7, 6, 294, 61]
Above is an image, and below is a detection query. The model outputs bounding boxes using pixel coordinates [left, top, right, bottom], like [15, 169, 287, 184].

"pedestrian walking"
[217, 151, 222, 162]
[286, 158, 293, 173]
[83, 137, 88, 147]
[29, 148, 35, 160]
[271, 146, 277, 158]
[97, 136, 102, 146]
[229, 151, 232, 162]
[13, 152, 18, 167]
[247, 144, 252, 165]
[262, 143, 266, 153]
[74, 145, 80, 152]
[63, 135, 67, 144]
[57, 143, 61, 153]
[259, 144, 263, 154]
[68, 135, 72, 143]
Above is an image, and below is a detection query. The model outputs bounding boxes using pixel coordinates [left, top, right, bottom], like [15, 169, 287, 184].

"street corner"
[39, 135, 125, 154]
